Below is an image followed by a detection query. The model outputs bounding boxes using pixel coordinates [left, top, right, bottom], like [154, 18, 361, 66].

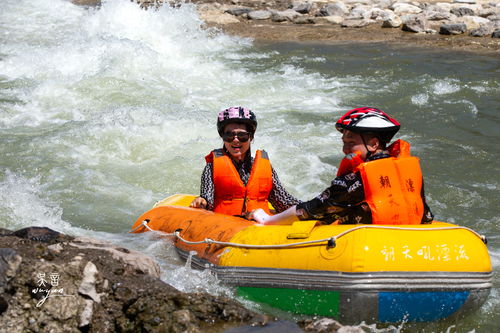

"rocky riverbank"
[0, 227, 271, 332]
[1, 226, 365, 332]
[193, 0, 500, 53]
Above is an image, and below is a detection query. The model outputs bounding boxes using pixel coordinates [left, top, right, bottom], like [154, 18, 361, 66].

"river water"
[0, 0, 498, 331]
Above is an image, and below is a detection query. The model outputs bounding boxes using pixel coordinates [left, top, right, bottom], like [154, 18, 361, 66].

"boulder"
[348, 5, 374, 20]
[0, 227, 269, 332]
[469, 24, 494, 36]
[318, 2, 348, 17]
[293, 16, 316, 24]
[440, 23, 467, 34]
[451, 7, 476, 17]
[457, 15, 492, 30]
[272, 9, 301, 22]
[383, 16, 403, 28]
[402, 14, 429, 32]
[291, 1, 313, 14]
[324, 15, 345, 24]
[225, 6, 253, 16]
[425, 10, 456, 21]
[391, 3, 423, 15]
[248, 10, 272, 20]
[492, 29, 500, 38]
[341, 19, 375, 28]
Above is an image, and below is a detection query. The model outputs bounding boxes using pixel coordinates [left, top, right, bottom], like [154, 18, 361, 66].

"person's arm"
[190, 163, 215, 210]
[268, 168, 301, 213]
[249, 205, 299, 225]
[251, 172, 365, 225]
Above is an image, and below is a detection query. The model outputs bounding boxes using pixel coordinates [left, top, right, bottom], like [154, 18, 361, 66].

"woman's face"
[222, 123, 252, 162]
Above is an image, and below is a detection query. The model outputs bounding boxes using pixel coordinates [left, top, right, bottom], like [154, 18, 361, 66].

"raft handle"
[327, 237, 336, 249]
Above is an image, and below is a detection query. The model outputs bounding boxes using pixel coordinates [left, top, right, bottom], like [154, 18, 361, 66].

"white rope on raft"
[129, 219, 487, 249]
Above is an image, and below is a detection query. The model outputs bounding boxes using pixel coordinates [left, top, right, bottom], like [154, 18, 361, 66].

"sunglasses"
[222, 131, 251, 143]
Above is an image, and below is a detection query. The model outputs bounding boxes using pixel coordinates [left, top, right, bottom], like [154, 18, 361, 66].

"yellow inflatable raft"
[131, 194, 492, 323]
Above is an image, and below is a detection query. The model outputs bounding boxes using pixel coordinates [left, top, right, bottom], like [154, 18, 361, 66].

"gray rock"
[0, 248, 22, 291]
[11, 226, 62, 242]
[69, 237, 161, 278]
[425, 10, 456, 21]
[478, 8, 500, 18]
[487, 14, 500, 22]
[341, 19, 375, 28]
[451, 7, 476, 17]
[225, 6, 252, 16]
[291, 1, 313, 14]
[427, 3, 452, 13]
[248, 10, 272, 20]
[402, 14, 429, 32]
[391, 3, 423, 15]
[440, 23, 467, 34]
[324, 15, 344, 24]
[344, 0, 372, 4]
[374, 0, 392, 10]
[0, 227, 269, 332]
[272, 9, 301, 22]
[469, 24, 494, 36]
[293, 16, 316, 24]
[318, 2, 348, 17]
[458, 15, 492, 30]
[492, 29, 500, 38]
[383, 16, 403, 28]
[349, 5, 374, 20]
[453, 0, 476, 3]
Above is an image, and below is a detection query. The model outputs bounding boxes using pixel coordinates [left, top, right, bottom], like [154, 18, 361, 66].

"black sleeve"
[420, 181, 434, 223]
[268, 168, 301, 213]
[296, 172, 366, 223]
[200, 163, 215, 211]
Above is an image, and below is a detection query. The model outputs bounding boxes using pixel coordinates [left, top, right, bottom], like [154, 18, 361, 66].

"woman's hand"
[248, 208, 271, 224]
[190, 196, 207, 209]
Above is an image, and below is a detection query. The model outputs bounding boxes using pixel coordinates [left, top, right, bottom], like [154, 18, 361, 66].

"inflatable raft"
[131, 194, 492, 323]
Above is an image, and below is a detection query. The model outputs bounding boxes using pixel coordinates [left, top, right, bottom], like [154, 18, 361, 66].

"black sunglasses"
[222, 131, 251, 143]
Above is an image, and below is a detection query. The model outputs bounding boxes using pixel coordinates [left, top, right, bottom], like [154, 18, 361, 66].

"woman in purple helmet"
[190, 106, 299, 216]
[250, 107, 433, 225]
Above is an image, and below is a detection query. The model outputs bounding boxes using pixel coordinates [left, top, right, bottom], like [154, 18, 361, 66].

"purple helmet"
[216, 106, 257, 136]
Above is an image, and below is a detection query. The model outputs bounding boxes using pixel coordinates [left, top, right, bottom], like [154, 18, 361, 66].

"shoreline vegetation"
[73, 0, 500, 53]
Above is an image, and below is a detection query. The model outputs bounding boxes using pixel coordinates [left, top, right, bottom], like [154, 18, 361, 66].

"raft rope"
[130, 219, 488, 248]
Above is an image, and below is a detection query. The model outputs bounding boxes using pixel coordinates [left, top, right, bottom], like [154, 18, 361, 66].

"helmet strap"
[360, 134, 372, 160]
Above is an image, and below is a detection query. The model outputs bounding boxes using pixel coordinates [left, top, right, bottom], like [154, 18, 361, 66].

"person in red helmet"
[190, 106, 299, 216]
[250, 107, 433, 225]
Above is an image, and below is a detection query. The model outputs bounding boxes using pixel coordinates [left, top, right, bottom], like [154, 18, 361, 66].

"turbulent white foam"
[410, 93, 429, 106]
[431, 79, 461, 95]
[0, 170, 73, 233]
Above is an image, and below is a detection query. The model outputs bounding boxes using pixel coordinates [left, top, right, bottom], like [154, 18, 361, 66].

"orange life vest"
[353, 140, 424, 225]
[206, 149, 273, 216]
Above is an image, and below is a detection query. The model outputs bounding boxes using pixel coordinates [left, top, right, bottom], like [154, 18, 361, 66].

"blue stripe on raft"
[378, 291, 469, 322]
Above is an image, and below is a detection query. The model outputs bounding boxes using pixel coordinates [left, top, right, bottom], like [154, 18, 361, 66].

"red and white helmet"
[335, 107, 400, 143]
[217, 106, 257, 136]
